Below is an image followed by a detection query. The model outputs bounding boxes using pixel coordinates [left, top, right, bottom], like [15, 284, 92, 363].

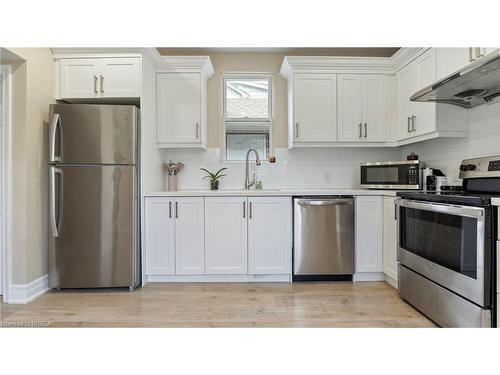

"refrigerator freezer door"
[48, 165, 138, 288]
[49, 104, 137, 165]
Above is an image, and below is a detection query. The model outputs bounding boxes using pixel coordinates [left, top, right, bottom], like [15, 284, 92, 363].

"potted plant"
[200, 167, 228, 190]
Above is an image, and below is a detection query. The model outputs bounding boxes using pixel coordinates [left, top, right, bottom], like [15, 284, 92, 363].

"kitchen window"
[222, 75, 273, 161]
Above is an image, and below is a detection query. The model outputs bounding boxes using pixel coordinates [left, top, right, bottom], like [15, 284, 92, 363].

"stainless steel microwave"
[360, 160, 421, 189]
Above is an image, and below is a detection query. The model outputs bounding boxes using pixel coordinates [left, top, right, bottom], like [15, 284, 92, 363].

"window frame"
[221, 72, 275, 162]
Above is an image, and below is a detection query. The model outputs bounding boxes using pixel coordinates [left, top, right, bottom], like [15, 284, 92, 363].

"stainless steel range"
[396, 155, 500, 328]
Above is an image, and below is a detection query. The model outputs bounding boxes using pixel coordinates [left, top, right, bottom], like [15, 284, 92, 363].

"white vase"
[167, 175, 177, 191]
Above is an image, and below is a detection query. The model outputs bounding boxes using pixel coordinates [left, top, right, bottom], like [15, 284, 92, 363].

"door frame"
[0, 65, 12, 302]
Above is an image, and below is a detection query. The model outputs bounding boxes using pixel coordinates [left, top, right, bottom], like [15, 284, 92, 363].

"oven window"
[399, 207, 478, 279]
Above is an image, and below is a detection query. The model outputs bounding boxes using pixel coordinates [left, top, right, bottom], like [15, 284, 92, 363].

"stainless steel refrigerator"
[48, 104, 140, 290]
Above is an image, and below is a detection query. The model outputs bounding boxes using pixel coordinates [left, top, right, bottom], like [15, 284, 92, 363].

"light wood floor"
[0, 282, 435, 327]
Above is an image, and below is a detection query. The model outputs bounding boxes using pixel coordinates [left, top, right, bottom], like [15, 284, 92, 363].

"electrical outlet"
[324, 172, 331, 184]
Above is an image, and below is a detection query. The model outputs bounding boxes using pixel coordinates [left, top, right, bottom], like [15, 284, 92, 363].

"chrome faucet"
[245, 149, 262, 190]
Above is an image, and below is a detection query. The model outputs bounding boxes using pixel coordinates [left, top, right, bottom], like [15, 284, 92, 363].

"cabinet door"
[413, 49, 437, 136]
[100, 58, 140, 98]
[157, 73, 201, 144]
[248, 197, 292, 275]
[337, 74, 362, 142]
[205, 197, 248, 274]
[174, 197, 205, 275]
[145, 198, 175, 275]
[436, 48, 470, 81]
[362, 75, 387, 142]
[294, 73, 337, 142]
[396, 63, 416, 140]
[355, 196, 383, 273]
[59, 59, 100, 98]
[382, 197, 398, 282]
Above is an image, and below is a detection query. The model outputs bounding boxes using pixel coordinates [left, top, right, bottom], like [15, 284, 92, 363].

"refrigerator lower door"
[48, 165, 139, 288]
[49, 104, 137, 165]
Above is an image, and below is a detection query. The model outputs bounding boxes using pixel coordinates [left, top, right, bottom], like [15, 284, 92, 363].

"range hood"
[411, 49, 500, 108]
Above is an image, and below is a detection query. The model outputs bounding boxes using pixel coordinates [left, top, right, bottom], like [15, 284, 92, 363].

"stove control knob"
[466, 164, 477, 171]
[459, 164, 468, 171]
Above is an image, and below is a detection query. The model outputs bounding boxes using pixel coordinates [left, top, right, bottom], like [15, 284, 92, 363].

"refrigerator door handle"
[49, 113, 62, 162]
[50, 167, 64, 237]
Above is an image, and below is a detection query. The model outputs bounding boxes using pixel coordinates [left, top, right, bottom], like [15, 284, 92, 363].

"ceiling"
[157, 47, 400, 57]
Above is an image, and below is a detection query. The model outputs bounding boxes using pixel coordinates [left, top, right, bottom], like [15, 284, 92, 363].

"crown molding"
[156, 56, 214, 78]
[281, 48, 427, 79]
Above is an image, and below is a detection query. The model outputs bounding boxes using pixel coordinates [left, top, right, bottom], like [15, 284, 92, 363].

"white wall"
[400, 102, 500, 184]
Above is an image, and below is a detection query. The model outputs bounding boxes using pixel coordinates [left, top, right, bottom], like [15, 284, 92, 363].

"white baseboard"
[385, 274, 398, 289]
[147, 274, 292, 283]
[9, 274, 50, 304]
[353, 272, 386, 282]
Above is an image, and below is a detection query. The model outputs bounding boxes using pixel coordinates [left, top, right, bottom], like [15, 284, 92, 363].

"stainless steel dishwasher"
[293, 197, 354, 281]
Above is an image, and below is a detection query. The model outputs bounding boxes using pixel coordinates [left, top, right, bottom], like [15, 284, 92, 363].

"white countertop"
[144, 188, 400, 197]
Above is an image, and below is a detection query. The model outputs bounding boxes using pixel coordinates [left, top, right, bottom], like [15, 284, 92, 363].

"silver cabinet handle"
[94, 75, 98, 93]
[364, 123, 367, 138]
[295, 122, 299, 138]
[407, 116, 411, 133]
[411, 115, 416, 132]
[100, 75, 104, 94]
[175, 202, 178, 218]
[195, 123, 199, 138]
[49, 113, 62, 162]
[243, 201, 246, 218]
[249, 202, 253, 219]
[50, 167, 63, 237]
[358, 122, 362, 138]
[169, 201, 172, 218]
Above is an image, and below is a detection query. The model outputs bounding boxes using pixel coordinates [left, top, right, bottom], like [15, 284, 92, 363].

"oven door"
[397, 199, 490, 307]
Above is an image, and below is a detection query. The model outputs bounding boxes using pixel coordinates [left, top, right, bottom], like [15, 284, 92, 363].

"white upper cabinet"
[355, 196, 383, 274]
[59, 59, 101, 99]
[174, 197, 205, 275]
[58, 57, 141, 99]
[396, 49, 436, 139]
[205, 197, 248, 275]
[362, 75, 387, 142]
[99, 58, 141, 98]
[293, 73, 337, 143]
[338, 74, 387, 142]
[412, 49, 437, 136]
[157, 73, 202, 145]
[247, 197, 292, 275]
[337, 74, 362, 142]
[155, 56, 213, 149]
[435, 48, 470, 80]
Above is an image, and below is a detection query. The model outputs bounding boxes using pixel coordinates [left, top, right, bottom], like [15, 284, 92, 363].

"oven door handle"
[396, 199, 485, 218]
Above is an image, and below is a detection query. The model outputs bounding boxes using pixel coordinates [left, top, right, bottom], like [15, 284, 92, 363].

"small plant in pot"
[200, 167, 228, 190]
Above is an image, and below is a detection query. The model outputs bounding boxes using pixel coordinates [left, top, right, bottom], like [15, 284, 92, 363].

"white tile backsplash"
[159, 147, 401, 190]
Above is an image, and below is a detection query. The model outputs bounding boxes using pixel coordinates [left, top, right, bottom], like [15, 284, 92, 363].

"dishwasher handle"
[296, 198, 353, 206]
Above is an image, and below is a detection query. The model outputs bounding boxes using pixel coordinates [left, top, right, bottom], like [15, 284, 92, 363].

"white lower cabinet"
[355, 196, 383, 279]
[145, 198, 175, 275]
[204, 197, 248, 274]
[145, 195, 293, 280]
[248, 197, 292, 274]
[145, 197, 204, 276]
[382, 196, 398, 284]
[174, 197, 205, 275]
